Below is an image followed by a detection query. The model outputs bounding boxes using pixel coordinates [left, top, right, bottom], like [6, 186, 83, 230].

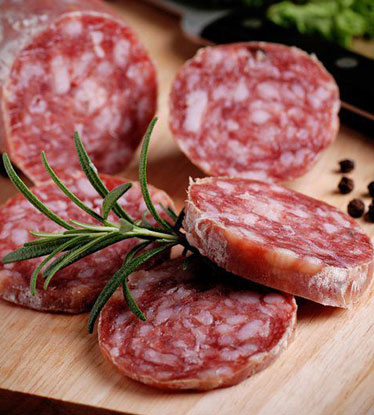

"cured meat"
[169, 42, 340, 182]
[0, 0, 157, 184]
[184, 177, 374, 307]
[0, 173, 173, 313]
[98, 258, 297, 390]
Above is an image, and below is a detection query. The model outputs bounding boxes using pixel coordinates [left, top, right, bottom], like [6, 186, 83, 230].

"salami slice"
[169, 42, 340, 182]
[98, 258, 297, 390]
[0, 173, 173, 313]
[184, 177, 374, 308]
[0, 0, 157, 184]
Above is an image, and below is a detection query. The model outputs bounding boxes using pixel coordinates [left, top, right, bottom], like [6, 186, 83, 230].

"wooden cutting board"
[0, 1, 373, 414]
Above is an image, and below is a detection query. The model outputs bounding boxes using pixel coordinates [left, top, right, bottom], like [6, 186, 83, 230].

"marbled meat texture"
[170, 42, 340, 182]
[99, 258, 297, 390]
[0, 173, 174, 313]
[184, 177, 373, 307]
[0, 0, 157, 184]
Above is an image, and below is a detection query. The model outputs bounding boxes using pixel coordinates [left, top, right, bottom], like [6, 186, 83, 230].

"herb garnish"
[1, 118, 196, 332]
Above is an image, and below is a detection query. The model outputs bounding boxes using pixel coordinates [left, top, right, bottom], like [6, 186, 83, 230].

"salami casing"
[170, 42, 339, 182]
[0, 174, 173, 313]
[184, 177, 374, 307]
[0, 0, 157, 184]
[99, 258, 297, 390]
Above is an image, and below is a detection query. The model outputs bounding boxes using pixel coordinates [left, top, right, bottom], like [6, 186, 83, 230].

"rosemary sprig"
[1, 118, 195, 331]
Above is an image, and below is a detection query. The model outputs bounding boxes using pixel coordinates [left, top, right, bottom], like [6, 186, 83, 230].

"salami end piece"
[184, 177, 374, 308]
[99, 258, 297, 390]
[0, 0, 157, 184]
[170, 42, 340, 182]
[0, 174, 173, 313]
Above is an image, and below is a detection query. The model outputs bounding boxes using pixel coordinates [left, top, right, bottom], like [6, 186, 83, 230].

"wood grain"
[0, 1, 373, 414]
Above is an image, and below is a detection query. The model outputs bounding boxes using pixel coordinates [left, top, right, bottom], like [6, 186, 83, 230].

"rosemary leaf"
[41, 152, 107, 225]
[30, 236, 88, 295]
[2, 154, 74, 230]
[160, 203, 178, 221]
[119, 218, 134, 233]
[42, 232, 123, 289]
[102, 183, 132, 220]
[138, 118, 173, 231]
[69, 220, 118, 232]
[122, 279, 146, 321]
[88, 242, 175, 333]
[74, 132, 134, 223]
[2, 238, 73, 263]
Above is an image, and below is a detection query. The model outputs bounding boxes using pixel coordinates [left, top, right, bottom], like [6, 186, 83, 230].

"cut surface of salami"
[0, 0, 157, 184]
[169, 42, 340, 182]
[184, 177, 374, 308]
[98, 258, 297, 390]
[0, 173, 173, 313]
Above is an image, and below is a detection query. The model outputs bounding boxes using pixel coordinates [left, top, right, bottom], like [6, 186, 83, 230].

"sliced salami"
[184, 177, 374, 308]
[169, 42, 340, 182]
[98, 258, 297, 390]
[0, 173, 173, 313]
[0, 0, 157, 184]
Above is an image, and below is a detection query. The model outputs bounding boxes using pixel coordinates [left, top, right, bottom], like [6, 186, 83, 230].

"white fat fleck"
[184, 90, 208, 132]
[216, 180, 236, 192]
[113, 39, 130, 66]
[323, 223, 338, 233]
[215, 323, 232, 334]
[316, 208, 327, 217]
[221, 349, 241, 361]
[251, 110, 270, 124]
[257, 82, 280, 100]
[75, 79, 107, 114]
[264, 294, 285, 305]
[315, 86, 331, 101]
[11, 229, 29, 245]
[195, 310, 213, 325]
[293, 208, 309, 219]
[233, 80, 249, 101]
[111, 347, 120, 358]
[143, 349, 178, 366]
[237, 320, 268, 341]
[226, 315, 247, 325]
[227, 119, 239, 131]
[63, 19, 83, 36]
[78, 268, 95, 279]
[77, 178, 97, 197]
[91, 31, 105, 58]
[330, 212, 350, 227]
[230, 292, 260, 305]
[51, 55, 70, 95]
[154, 308, 174, 325]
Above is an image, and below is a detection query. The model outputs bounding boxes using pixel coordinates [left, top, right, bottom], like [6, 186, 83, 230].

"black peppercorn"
[368, 182, 374, 198]
[339, 159, 355, 173]
[347, 199, 365, 218]
[338, 177, 354, 194]
[365, 200, 374, 223]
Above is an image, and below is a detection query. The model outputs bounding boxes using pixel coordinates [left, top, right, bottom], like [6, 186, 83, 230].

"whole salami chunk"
[0, 173, 173, 313]
[0, 0, 157, 184]
[169, 42, 340, 182]
[98, 258, 297, 390]
[184, 177, 374, 308]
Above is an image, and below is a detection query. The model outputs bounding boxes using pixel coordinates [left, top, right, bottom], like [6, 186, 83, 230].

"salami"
[0, 173, 173, 313]
[184, 177, 374, 308]
[98, 258, 297, 390]
[0, 0, 157, 184]
[169, 42, 340, 182]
